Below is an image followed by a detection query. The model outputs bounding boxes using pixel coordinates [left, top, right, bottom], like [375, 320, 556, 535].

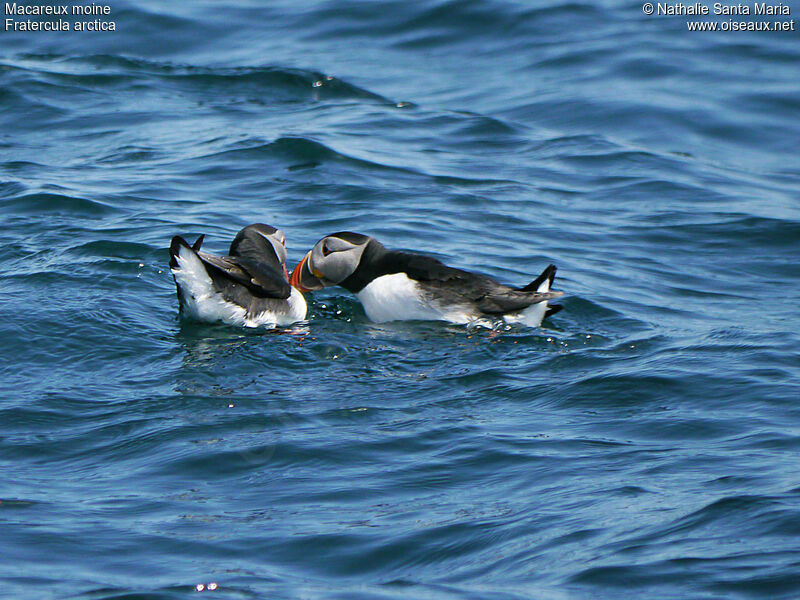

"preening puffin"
[169, 223, 306, 327]
[290, 232, 563, 326]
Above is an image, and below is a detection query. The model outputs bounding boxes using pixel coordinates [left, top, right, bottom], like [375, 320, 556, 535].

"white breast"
[248, 286, 307, 327]
[356, 273, 473, 324]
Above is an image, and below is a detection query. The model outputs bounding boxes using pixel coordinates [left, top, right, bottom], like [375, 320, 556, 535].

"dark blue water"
[2, 1, 800, 598]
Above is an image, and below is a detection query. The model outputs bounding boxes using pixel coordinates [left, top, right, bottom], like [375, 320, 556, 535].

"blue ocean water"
[2, 1, 800, 598]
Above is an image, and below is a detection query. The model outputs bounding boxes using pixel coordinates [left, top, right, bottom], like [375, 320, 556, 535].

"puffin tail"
[169, 235, 215, 315]
[545, 304, 563, 319]
[169, 234, 204, 269]
[192, 234, 205, 252]
[521, 264, 563, 321]
[520, 264, 557, 293]
[169, 236, 190, 269]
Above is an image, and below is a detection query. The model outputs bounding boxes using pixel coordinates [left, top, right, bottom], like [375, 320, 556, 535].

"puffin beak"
[290, 252, 325, 293]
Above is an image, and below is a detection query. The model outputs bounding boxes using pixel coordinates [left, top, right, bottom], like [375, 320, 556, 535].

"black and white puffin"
[169, 223, 306, 327]
[289, 232, 563, 326]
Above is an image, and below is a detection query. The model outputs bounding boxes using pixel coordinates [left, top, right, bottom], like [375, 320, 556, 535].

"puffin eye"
[322, 243, 332, 257]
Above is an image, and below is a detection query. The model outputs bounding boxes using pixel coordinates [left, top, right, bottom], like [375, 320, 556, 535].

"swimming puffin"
[169, 223, 306, 327]
[289, 232, 563, 326]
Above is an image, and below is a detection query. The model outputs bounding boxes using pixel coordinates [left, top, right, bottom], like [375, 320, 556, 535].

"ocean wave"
[4, 192, 117, 216]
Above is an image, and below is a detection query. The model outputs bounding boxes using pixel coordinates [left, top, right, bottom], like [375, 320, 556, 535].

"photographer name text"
[654, 2, 789, 15]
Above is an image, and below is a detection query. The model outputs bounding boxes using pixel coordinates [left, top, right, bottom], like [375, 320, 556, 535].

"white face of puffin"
[290, 232, 370, 292]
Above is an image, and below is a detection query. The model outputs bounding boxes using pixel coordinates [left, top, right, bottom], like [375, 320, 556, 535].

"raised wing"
[198, 251, 291, 300]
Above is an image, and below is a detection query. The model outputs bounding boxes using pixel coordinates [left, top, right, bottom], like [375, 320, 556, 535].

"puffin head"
[290, 232, 372, 292]
[230, 223, 288, 277]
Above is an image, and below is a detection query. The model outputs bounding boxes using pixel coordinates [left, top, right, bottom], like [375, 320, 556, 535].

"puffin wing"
[399, 253, 477, 286]
[197, 251, 292, 300]
[231, 257, 292, 300]
[195, 251, 247, 281]
[398, 253, 562, 315]
[474, 289, 563, 314]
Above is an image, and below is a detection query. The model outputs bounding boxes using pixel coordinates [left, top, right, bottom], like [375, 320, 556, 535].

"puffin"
[290, 232, 564, 326]
[169, 223, 306, 327]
